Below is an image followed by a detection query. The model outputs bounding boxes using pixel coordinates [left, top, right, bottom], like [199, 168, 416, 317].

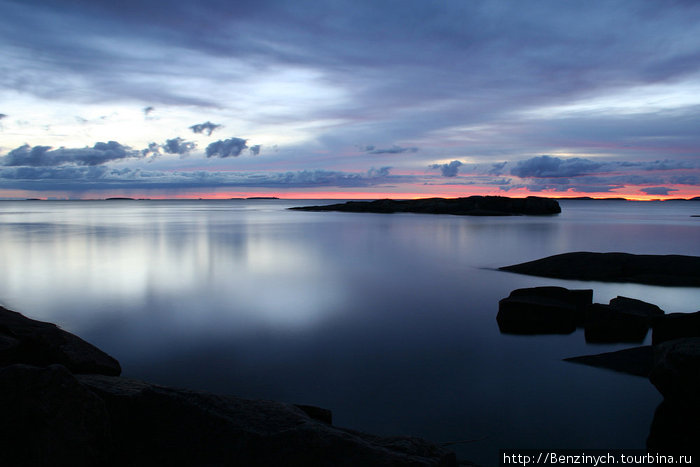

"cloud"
[189, 121, 222, 136]
[511, 155, 603, 178]
[429, 160, 462, 177]
[0, 165, 398, 192]
[143, 106, 155, 116]
[640, 186, 678, 196]
[366, 145, 418, 155]
[488, 162, 508, 175]
[206, 138, 248, 158]
[162, 137, 196, 155]
[249, 144, 261, 156]
[2, 141, 141, 167]
[0, 113, 7, 120]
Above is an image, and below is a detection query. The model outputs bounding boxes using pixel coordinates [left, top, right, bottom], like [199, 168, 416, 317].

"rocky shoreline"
[290, 196, 561, 216]
[496, 286, 699, 451]
[0, 306, 459, 467]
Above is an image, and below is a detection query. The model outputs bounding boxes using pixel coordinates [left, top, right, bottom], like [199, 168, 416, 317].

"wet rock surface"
[291, 196, 561, 216]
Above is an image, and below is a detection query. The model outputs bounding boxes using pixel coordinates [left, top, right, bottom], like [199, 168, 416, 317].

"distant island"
[246, 196, 279, 200]
[500, 252, 700, 287]
[104, 197, 136, 201]
[290, 196, 561, 216]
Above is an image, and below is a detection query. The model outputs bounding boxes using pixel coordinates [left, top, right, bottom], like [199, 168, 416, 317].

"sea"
[0, 198, 697, 466]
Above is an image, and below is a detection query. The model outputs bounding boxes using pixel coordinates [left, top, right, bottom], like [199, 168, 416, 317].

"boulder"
[584, 303, 650, 343]
[649, 337, 700, 407]
[0, 306, 121, 376]
[0, 364, 112, 467]
[609, 296, 664, 320]
[652, 311, 700, 345]
[496, 287, 592, 334]
[499, 252, 700, 287]
[77, 374, 458, 467]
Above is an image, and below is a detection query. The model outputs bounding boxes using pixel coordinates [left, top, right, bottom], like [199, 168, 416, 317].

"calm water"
[0, 199, 698, 465]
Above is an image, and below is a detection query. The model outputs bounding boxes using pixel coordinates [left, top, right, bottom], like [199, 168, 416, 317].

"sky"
[1, 0, 699, 200]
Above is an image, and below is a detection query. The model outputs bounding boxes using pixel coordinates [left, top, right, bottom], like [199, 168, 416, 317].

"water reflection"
[0, 199, 697, 466]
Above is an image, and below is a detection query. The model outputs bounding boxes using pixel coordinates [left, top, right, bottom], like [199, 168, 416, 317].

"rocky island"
[290, 196, 561, 216]
[0, 306, 459, 467]
[500, 252, 700, 287]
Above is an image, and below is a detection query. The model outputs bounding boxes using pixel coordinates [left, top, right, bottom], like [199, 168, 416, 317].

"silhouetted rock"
[649, 338, 700, 407]
[584, 299, 663, 343]
[0, 307, 458, 467]
[77, 373, 457, 467]
[646, 400, 700, 452]
[652, 311, 700, 345]
[609, 296, 665, 320]
[496, 287, 592, 334]
[0, 306, 121, 376]
[291, 196, 561, 216]
[0, 364, 113, 467]
[564, 346, 653, 377]
[499, 252, 700, 286]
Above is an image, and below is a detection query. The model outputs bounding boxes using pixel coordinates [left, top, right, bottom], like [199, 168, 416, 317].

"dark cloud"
[142, 142, 161, 157]
[640, 187, 678, 196]
[0, 113, 7, 120]
[143, 106, 155, 116]
[511, 156, 603, 178]
[162, 137, 196, 155]
[189, 121, 222, 136]
[2, 142, 141, 167]
[488, 162, 507, 175]
[249, 144, 261, 156]
[367, 145, 418, 155]
[206, 138, 248, 158]
[429, 160, 462, 177]
[0, 165, 397, 191]
[670, 174, 700, 185]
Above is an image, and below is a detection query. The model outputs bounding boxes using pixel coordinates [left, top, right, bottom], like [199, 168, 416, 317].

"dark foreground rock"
[647, 338, 700, 452]
[499, 252, 700, 287]
[0, 307, 458, 467]
[649, 338, 700, 406]
[0, 305, 121, 376]
[291, 196, 561, 216]
[496, 286, 592, 334]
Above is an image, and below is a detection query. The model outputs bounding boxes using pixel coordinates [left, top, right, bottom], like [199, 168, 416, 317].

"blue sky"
[1, 0, 699, 199]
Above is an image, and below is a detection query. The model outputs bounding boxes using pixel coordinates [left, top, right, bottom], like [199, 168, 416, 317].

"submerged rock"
[291, 196, 561, 216]
[499, 252, 700, 287]
[652, 311, 700, 345]
[0, 306, 121, 376]
[496, 286, 592, 334]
